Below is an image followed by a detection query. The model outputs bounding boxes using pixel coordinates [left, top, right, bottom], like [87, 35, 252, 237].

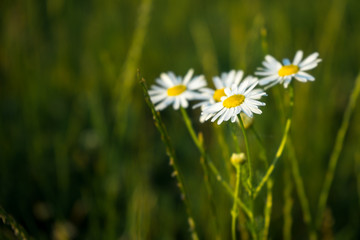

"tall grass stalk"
[316, 73, 360, 228]
[140, 79, 199, 240]
[114, 0, 152, 136]
[253, 85, 294, 198]
[231, 163, 241, 240]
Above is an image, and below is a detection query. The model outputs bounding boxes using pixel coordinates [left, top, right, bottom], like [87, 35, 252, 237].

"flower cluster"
[149, 51, 321, 124]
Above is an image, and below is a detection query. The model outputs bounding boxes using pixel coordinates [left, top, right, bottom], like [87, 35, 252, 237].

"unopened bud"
[231, 153, 246, 166]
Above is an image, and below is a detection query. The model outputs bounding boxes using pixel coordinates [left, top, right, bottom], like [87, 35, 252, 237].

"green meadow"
[1, 0, 360, 239]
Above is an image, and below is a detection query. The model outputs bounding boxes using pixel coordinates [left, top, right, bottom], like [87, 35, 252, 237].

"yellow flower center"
[278, 64, 299, 77]
[223, 94, 245, 108]
[167, 85, 186, 96]
[213, 88, 226, 102]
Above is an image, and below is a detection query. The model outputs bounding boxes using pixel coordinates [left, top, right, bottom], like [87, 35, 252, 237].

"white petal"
[203, 102, 223, 113]
[224, 87, 232, 96]
[259, 74, 280, 85]
[293, 50, 303, 65]
[188, 76, 207, 90]
[156, 78, 170, 88]
[225, 70, 236, 87]
[241, 104, 253, 118]
[300, 62, 319, 71]
[173, 97, 180, 110]
[148, 89, 165, 96]
[155, 98, 173, 111]
[265, 55, 279, 64]
[150, 92, 167, 104]
[296, 72, 315, 81]
[233, 70, 244, 86]
[213, 77, 223, 89]
[211, 108, 227, 123]
[255, 70, 277, 76]
[180, 96, 189, 108]
[183, 69, 194, 85]
[243, 82, 258, 95]
[299, 52, 319, 67]
[160, 73, 175, 87]
[283, 78, 292, 88]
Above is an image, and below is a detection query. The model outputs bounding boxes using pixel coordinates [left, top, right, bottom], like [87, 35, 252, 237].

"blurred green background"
[1, 0, 360, 239]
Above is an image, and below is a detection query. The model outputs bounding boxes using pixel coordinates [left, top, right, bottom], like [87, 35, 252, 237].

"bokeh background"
[1, 0, 360, 239]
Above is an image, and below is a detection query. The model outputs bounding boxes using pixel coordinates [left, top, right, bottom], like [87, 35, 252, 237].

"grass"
[1, 0, 360, 239]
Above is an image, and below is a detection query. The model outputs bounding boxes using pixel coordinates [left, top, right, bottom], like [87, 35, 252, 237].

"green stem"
[180, 108, 253, 221]
[141, 79, 199, 240]
[253, 85, 294, 199]
[231, 164, 241, 240]
[287, 138, 317, 240]
[238, 116, 253, 192]
[316, 73, 360, 228]
[251, 127, 272, 240]
[198, 133, 220, 238]
[283, 158, 293, 240]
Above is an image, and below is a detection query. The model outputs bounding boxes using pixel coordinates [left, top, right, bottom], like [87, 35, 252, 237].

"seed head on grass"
[149, 69, 207, 111]
[256, 50, 321, 88]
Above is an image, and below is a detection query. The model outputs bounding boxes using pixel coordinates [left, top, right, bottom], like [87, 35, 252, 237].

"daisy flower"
[194, 70, 258, 122]
[255, 50, 322, 88]
[201, 79, 266, 125]
[149, 69, 207, 111]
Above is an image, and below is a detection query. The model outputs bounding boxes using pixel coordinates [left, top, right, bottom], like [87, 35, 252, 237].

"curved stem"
[287, 138, 317, 240]
[316, 73, 360, 228]
[253, 85, 294, 199]
[180, 108, 253, 221]
[231, 164, 241, 240]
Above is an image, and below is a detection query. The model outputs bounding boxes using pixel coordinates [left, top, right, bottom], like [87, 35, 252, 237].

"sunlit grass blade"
[316, 72, 360, 228]
[114, 0, 153, 136]
[140, 77, 199, 240]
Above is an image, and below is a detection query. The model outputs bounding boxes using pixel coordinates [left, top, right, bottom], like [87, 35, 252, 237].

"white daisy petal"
[293, 50, 303, 65]
[233, 70, 244, 86]
[299, 52, 319, 67]
[160, 73, 175, 86]
[203, 102, 223, 113]
[173, 97, 180, 110]
[211, 108, 227, 122]
[155, 98, 173, 111]
[296, 72, 315, 81]
[213, 77, 223, 89]
[299, 62, 319, 71]
[183, 69, 194, 85]
[188, 76, 207, 90]
[259, 74, 279, 85]
[150, 92, 167, 104]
